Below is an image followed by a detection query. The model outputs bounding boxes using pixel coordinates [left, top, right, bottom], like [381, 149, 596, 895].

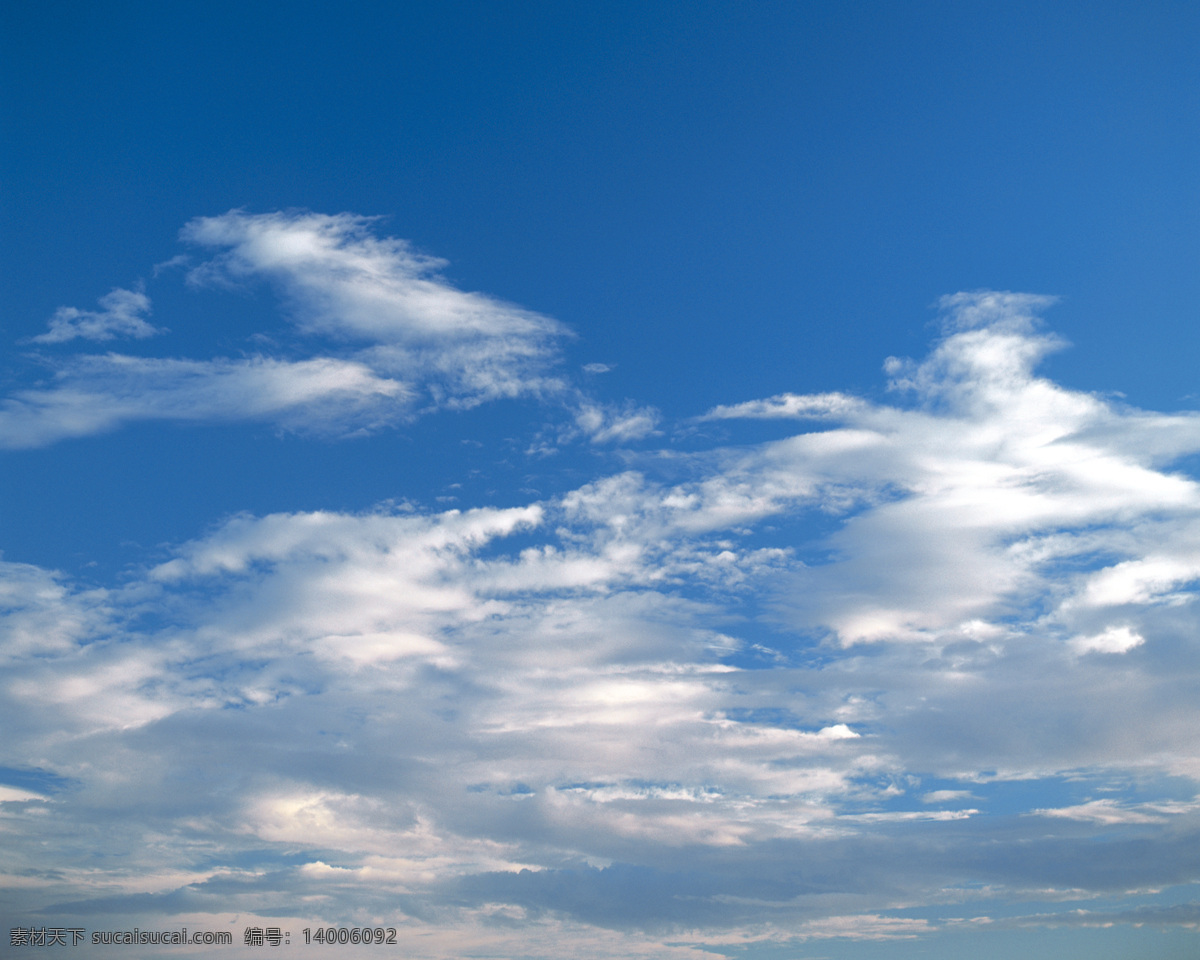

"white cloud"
[922, 789, 977, 804]
[788, 913, 934, 940]
[1030, 797, 1200, 825]
[30, 286, 161, 343]
[701, 391, 865, 421]
[7, 289, 1200, 950]
[1070, 625, 1145, 655]
[1, 211, 584, 449]
[573, 401, 661, 444]
[0, 354, 409, 448]
[182, 210, 568, 406]
[0, 785, 46, 803]
[0, 560, 109, 661]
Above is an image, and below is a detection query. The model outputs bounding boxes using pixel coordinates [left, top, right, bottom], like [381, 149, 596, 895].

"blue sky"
[2, 2, 1199, 957]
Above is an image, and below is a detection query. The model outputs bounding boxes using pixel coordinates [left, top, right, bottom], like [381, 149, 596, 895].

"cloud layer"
[4, 256, 1200, 957]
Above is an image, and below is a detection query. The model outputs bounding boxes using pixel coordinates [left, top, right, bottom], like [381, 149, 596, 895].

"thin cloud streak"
[0, 354, 410, 448]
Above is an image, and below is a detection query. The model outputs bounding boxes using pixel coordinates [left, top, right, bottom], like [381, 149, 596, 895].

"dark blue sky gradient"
[3, 1, 1196, 411]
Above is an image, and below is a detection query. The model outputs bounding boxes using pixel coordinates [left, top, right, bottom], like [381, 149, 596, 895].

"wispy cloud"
[29, 286, 160, 343]
[1031, 796, 1200, 824]
[0, 354, 408, 448]
[2, 211, 579, 449]
[573, 400, 661, 444]
[701, 391, 865, 421]
[182, 210, 569, 407]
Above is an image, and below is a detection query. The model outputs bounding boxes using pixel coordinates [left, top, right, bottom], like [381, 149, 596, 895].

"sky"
[1, 2, 1199, 958]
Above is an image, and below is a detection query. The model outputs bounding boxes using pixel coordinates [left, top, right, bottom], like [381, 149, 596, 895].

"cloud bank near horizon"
[4, 220, 1200, 957]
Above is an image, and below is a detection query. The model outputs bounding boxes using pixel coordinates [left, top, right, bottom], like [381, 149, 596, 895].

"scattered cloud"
[3, 211, 583, 449]
[574, 400, 661, 444]
[30, 286, 161, 343]
[5, 286, 1200, 951]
